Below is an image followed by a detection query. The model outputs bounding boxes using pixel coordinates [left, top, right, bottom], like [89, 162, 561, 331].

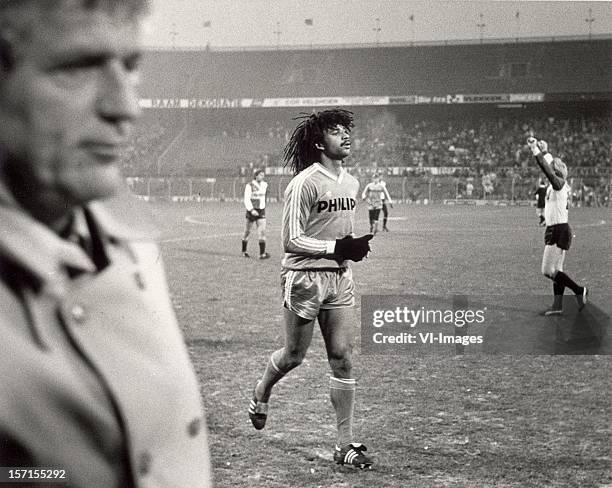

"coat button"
[187, 417, 202, 437]
[134, 272, 145, 290]
[138, 451, 152, 476]
[70, 304, 86, 324]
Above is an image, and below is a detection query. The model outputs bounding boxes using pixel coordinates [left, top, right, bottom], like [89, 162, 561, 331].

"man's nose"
[96, 60, 140, 125]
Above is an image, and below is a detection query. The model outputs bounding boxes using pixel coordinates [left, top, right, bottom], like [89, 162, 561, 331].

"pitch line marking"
[573, 219, 607, 229]
[161, 232, 243, 243]
[186, 213, 394, 227]
[185, 215, 219, 225]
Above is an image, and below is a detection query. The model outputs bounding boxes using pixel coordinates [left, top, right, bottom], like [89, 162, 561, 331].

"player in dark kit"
[527, 137, 588, 316]
[248, 109, 374, 469]
[535, 179, 547, 226]
[379, 177, 393, 231]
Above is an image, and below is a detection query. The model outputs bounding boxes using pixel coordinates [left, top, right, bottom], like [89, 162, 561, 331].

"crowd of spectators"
[121, 113, 178, 176]
[347, 113, 610, 174]
[122, 110, 610, 204]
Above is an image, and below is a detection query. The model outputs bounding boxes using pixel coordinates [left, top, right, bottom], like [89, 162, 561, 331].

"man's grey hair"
[0, 0, 148, 69]
[0, 0, 149, 16]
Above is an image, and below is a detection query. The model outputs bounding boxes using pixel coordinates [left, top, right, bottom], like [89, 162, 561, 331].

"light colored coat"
[0, 196, 211, 488]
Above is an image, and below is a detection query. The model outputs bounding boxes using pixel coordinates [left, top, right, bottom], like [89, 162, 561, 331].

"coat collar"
[0, 183, 155, 287]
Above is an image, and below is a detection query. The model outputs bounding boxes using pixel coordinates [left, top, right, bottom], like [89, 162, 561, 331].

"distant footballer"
[535, 179, 547, 227]
[242, 169, 270, 259]
[361, 173, 386, 235]
[379, 175, 393, 232]
[527, 137, 588, 315]
[248, 109, 374, 469]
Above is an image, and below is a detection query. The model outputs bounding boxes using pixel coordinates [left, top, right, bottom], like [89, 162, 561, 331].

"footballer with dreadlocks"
[248, 109, 375, 469]
[527, 136, 588, 315]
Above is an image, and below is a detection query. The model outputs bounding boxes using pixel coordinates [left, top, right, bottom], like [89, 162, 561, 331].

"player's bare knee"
[328, 352, 353, 378]
[283, 349, 306, 370]
[541, 264, 557, 279]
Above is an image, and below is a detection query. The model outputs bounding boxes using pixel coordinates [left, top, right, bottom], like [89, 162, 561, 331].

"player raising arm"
[527, 137, 588, 315]
[248, 109, 374, 469]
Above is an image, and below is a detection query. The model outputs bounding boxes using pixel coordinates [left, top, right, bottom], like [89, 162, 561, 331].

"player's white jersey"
[545, 182, 570, 225]
[244, 180, 268, 211]
[281, 163, 359, 270]
[362, 182, 385, 209]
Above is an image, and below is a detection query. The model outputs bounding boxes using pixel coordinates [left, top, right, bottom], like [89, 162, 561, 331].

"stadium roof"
[144, 33, 612, 52]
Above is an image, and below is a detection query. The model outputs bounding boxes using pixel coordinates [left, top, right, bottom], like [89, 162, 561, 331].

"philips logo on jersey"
[316, 198, 356, 213]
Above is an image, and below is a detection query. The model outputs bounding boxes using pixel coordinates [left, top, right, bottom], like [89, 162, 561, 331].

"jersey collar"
[314, 162, 345, 184]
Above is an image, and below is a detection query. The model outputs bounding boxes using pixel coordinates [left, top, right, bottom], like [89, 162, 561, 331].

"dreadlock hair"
[283, 108, 354, 176]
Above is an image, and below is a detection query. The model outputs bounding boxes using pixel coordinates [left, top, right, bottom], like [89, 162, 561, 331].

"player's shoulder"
[344, 171, 360, 185]
[290, 165, 319, 183]
[286, 165, 320, 191]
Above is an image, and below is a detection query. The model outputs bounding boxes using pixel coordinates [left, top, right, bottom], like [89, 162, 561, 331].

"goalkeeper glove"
[334, 234, 373, 262]
[537, 139, 548, 153]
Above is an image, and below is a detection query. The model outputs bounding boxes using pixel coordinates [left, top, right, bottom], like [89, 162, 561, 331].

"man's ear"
[314, 142, 324, 151]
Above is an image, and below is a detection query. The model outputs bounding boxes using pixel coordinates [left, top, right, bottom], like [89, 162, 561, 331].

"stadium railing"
[126, 172, 610, 207]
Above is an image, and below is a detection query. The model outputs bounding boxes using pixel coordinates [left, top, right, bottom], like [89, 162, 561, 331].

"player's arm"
[244, 183, 258, 215]
[361, 183, 370, 201]
[283, 179, 334, 255]
[243, 183, 253, 211]
[527, 138, 564, 191]
[382, 185, 393, 206]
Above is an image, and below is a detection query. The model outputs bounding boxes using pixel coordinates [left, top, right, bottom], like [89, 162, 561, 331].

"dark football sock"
[242, 240, 248, 252]
[259, 240, 266, 255]
[553, 282, 565, 296]
[552, 282, 564, 309]
[554, 271, 582, 295]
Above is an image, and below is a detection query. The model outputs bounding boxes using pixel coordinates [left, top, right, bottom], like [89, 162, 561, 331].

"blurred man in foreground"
[0, 1, 211, 486]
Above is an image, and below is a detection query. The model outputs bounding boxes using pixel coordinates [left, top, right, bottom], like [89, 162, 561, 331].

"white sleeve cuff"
[530, 146, 541, 156]
[543, 153, 554, 164]
[325, 241, 336, 254]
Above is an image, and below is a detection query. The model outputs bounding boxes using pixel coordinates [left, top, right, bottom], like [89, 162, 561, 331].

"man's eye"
[49, 65, 98, 86]
[124, 55, 142, 73]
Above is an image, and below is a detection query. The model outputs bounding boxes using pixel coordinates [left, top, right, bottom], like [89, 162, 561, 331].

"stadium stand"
[139, 40, 611, 97]
[124, 38, 610, 204]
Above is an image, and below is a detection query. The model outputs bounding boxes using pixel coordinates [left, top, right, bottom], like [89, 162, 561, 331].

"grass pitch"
[152, 201, 610, 488]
